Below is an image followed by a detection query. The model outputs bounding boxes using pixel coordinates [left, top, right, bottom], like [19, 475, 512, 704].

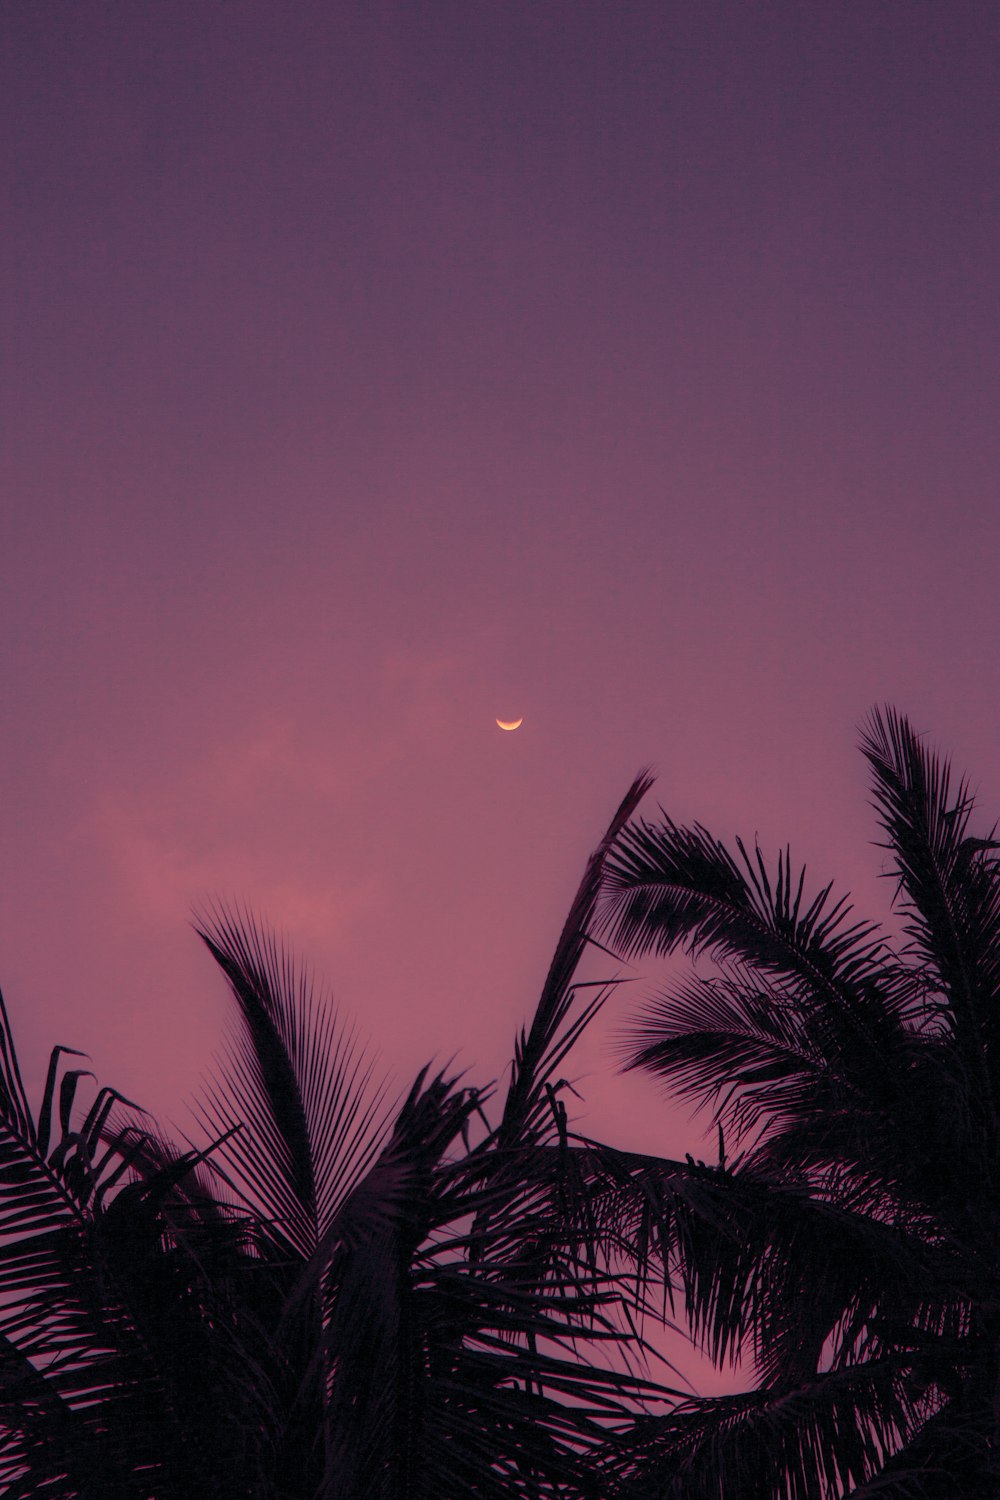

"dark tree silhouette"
[592, 708, 1000, 1498]
[0, 775, 685, 1500]
[12, 710, 995, 1500]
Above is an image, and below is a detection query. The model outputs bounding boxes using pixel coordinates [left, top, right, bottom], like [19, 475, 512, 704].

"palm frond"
[861, 706, 1000, 1070]
[621, 961, 931, 1165]
[193, 905, 392, 1256]
[562, 1135, 960, 1391]
[605, 1360, 916, 1500]
[597, 818, 890, 1014]
[497, 771, 653, 1151]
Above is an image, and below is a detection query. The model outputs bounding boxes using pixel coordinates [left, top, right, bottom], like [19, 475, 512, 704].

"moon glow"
[496, 717, 523, 731]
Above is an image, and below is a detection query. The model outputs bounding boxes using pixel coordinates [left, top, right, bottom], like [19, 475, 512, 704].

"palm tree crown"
[0, 774, 681, 1500]
[592, 707, 1000, 1499]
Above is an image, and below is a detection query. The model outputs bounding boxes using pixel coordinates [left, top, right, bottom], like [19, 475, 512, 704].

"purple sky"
[3, 0, 1000, 1222]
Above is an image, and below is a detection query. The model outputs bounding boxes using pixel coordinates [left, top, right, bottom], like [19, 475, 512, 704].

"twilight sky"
[3, 1, 1000, 1192]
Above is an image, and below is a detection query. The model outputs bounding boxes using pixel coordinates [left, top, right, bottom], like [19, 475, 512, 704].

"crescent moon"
[496, 717, 523, 731]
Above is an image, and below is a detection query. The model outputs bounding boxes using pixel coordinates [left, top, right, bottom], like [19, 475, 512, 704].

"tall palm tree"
[0, 774, 680, 1499]
[590, 707, 1000, 1498]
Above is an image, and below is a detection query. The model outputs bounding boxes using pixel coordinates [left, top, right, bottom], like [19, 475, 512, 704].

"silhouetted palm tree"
[0, 776, 681, 1499]
[591, 708, 1000, 1498]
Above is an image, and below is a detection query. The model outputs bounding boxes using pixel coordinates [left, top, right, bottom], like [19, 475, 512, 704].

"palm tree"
[0, 775, 681, 1499]
[589, 707, 1000, 1498]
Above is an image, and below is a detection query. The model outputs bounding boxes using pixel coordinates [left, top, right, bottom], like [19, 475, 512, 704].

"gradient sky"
[3, 0, 1000, 1236]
